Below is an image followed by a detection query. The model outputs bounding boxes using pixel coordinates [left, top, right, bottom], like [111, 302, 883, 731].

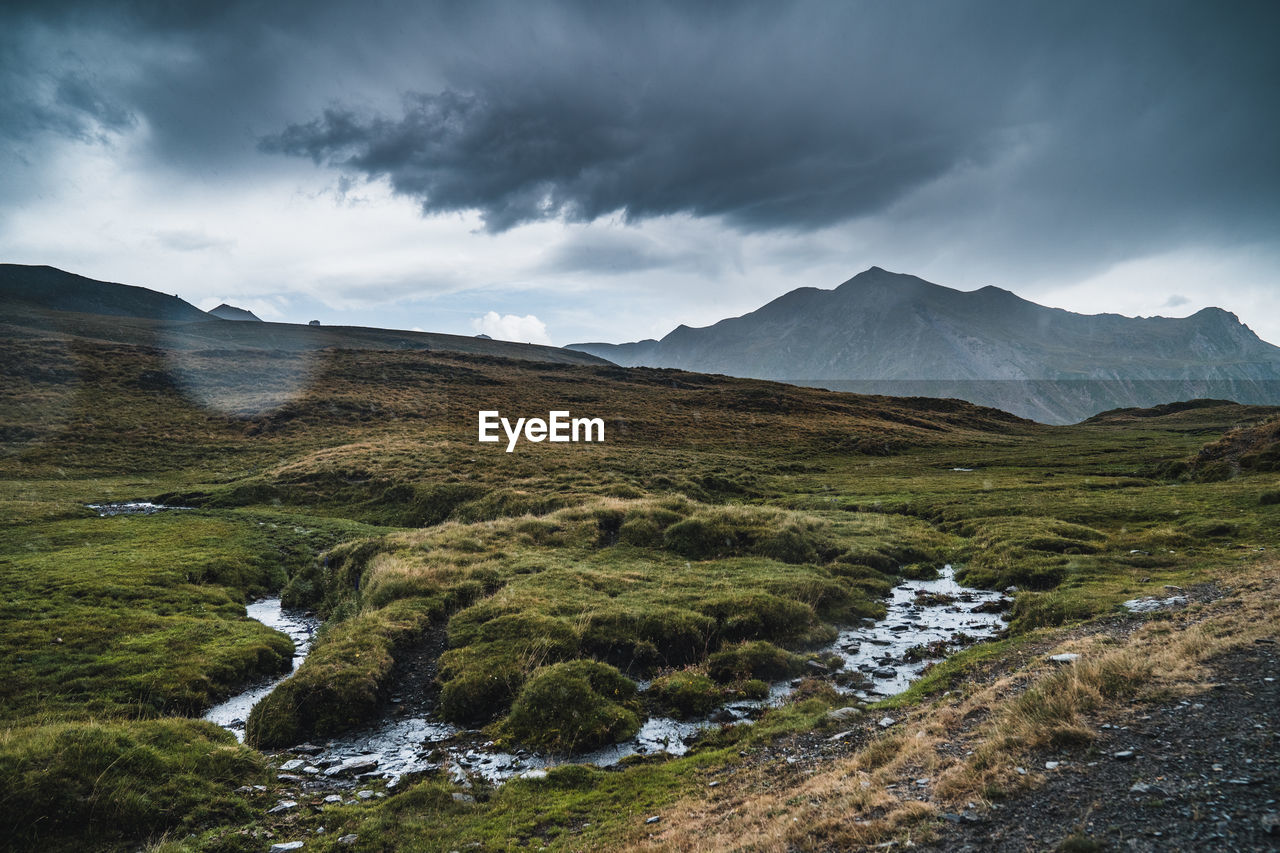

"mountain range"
[568, 267, 1280, 423]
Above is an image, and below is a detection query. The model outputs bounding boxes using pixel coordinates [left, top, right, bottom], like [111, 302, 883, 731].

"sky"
[2, 0, 1278, 347]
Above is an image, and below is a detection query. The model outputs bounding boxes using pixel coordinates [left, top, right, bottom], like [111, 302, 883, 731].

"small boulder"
[826, 706, 862, 722]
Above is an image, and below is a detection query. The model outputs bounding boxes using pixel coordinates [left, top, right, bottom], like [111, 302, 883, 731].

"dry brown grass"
[628, 558, 1280, 852]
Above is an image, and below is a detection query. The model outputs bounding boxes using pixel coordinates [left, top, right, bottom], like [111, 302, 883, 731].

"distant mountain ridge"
[0, 264, 607, 367]
[569, 267, 1280, 423]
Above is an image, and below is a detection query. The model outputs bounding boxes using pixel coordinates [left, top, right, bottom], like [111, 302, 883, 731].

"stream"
[87, 505, 1008, 786]
[202, 564, 1009, 787]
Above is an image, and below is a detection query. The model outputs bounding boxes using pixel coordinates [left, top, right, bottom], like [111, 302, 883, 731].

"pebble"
[645, 815, 661, 824]
[323, 794, 342, 804]
[1044, 761, 1060, 770]
[269, 843, 305, 852]
[1049, 653, 1080, 664]
[878, 716, 897, 728]
[828, 730, 855, 742]
[338, 836, 359, 846]
[826, 706, 862, 722]
[708, 780, 720, 788]
[279, 759, 305, 771]
[267, 800, 298, 814]
[356, 789, 375, 800]
[1113, 750, 1135, 761]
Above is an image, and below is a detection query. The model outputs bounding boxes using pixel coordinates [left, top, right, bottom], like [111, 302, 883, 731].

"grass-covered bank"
[2, 337, 1278, 850]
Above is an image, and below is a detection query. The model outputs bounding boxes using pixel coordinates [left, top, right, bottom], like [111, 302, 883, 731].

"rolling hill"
[0, 264, 606, 366]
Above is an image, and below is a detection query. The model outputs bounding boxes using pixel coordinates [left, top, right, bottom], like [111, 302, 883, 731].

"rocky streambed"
[205, 565, 1010, 789]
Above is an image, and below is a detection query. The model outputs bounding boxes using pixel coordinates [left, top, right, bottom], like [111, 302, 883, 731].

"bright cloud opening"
[472, 311, 552, 345]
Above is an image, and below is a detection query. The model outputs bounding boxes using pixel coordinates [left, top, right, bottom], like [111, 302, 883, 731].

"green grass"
[2, 338, 1278, 850]
[0, 717, 268, 851]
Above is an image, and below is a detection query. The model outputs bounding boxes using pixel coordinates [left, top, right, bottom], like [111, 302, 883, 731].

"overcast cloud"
[1, 0, 1278, 345]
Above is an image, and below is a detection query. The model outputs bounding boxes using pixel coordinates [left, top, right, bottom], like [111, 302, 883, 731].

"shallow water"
[87, 501, 190, 516]
[203, 599, 319, 742]
[208, 565, 1007, 785]
[829, 565, 1008, 698]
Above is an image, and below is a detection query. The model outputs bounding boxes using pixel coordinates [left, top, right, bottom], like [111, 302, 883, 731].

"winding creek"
[88, 503, 1009, 788]
[204, 565, 1009, 787]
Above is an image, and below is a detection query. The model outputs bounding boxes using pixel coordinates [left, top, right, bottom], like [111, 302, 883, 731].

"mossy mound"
[504, 660, 641, 754]
[1177, 414, 1280, 481]
[706, 640, 807, 683]
[647, 670, 722, 719]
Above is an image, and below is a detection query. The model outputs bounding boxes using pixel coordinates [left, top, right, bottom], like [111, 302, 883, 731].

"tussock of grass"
[503, 660, 641, 753]
[0, 717, 266, 848]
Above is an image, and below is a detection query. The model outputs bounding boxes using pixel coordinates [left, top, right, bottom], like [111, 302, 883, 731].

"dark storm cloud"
[0, 31, 135, 143]
[259, 2, 1014, 233]
[250, 1, 1280, 246]
[3, 0, 1279, 274]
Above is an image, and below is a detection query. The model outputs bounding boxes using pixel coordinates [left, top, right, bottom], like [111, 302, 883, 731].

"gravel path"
[926, 641, 1280, 852]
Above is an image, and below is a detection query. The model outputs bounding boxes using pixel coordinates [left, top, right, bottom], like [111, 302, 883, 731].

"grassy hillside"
[1, 327, 1276, 851]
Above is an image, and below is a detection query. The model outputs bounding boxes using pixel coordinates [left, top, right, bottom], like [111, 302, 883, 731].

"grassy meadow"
[1, 334, 1278, 851]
